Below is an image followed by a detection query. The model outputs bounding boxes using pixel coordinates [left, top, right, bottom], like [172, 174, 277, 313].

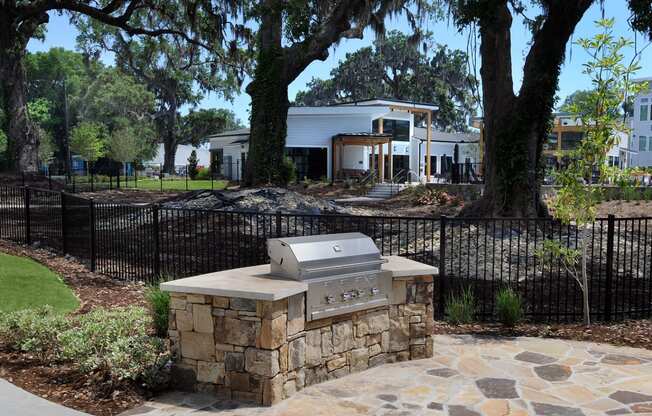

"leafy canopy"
[553, 18, 644, 227]
[106, 124, 149, 164]
[294, 31, 477, 131]
[69, 121, 107, 162]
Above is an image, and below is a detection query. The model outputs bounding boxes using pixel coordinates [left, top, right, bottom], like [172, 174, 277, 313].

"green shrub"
[644, 188, 652, 201]
[195, 167, 211, 180]
[106, 334, 170, 389]
[187, 150, 199, 179]
[495, 288, 523, 327]
[145, 285, 170, 337]
[58, 307, 170, 388]
[0, 306, 70, 359]
[0, 306, 170, 389]
[279, 156, 297, 184]
[445, 287, 475, 325]
[622, 185, 638, 201]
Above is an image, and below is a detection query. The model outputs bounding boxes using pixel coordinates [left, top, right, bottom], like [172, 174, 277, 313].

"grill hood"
[267, 233, 386, 280]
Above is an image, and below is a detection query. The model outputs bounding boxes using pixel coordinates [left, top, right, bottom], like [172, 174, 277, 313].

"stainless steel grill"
[267, 233, 392, 321]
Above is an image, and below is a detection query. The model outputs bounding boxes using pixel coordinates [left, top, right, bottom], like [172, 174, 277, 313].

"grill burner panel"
[267, 233, 391, 321]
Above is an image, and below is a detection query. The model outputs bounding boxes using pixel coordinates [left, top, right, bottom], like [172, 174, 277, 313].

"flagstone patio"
[123, 334, 652, 416]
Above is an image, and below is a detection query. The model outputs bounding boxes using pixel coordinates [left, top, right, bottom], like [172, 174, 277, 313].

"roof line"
[325, 97, 438, 108]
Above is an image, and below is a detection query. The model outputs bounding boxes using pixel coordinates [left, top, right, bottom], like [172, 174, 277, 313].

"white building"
[208, 99, 479, 182]
[144, 143, 211, 173]
[629, 77, 652, 168]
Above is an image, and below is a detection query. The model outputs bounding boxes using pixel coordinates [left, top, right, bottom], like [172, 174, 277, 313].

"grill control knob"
[326, 295, 335, 304]
[371, 287, 380, 295]
[342, 292, 352, 301]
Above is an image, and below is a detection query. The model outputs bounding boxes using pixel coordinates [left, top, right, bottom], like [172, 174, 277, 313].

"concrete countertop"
[382, 255, 439, 278]
[161, 256, 438, 301]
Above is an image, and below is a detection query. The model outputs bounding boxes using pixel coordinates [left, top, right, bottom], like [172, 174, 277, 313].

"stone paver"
[122, 335, 652, 416]
[0, 379, 90, 416]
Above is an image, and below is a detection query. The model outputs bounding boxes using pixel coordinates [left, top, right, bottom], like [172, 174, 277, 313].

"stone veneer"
[167, 274, 434, 406]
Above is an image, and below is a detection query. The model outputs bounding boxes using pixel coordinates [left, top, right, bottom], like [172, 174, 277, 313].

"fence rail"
[0, 184, 650, 323]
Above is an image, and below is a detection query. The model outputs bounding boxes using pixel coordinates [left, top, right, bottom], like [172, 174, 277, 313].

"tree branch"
[284, 0, 371, 81]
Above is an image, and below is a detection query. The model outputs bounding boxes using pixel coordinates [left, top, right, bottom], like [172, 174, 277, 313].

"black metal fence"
[450, 162, 484, 184]
[0, 184, 650, 323]
[440, 216, 652, 322]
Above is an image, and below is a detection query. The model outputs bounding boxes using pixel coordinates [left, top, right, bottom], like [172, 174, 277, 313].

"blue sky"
[28, 2, 652, 124]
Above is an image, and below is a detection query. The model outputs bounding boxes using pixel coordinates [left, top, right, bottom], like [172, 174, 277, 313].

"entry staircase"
[366, 182, 408, 199]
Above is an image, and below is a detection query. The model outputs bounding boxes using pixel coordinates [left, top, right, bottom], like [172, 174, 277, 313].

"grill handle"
[299, 258, 387, 275]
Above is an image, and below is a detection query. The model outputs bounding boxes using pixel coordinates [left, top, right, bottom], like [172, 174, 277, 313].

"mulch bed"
[433, 319, 652, 351]
[0, 240, 149, 415]
[0, 352, 145, 416]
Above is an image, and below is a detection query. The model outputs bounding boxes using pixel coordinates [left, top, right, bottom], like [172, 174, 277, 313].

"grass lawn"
[126, 178, 228, 191]
[0, 253, 79, 313]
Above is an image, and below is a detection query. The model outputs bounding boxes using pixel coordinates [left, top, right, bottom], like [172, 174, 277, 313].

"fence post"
[152, 205, 161, 279]
[89, 199, 96, 272]
[61, 192, 68, 253]
[604, 214, 615, 321]
[24, 186, 31, 245]
[438, 215, 447, 318]
[276, 210, 282, 237]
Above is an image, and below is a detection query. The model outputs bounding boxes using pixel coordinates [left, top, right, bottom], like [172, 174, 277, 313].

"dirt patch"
[339, 189, 465, 217]
[160, 187, 353, 214]
[77, 189, 181, 205]
[0, 351, 145, 416]
[0, 240, 149, 415]
[0, 173, 64, 190]
[597, 200, 652, 217]
[288, 182, 370, 199]
[433, 319, 652, 351]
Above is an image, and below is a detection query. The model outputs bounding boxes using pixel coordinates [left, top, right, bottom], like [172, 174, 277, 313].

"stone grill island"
[161, 254, 437, 406]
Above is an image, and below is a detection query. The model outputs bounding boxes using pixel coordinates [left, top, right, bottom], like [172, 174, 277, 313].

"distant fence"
[0, 184, 650, 323]
[11, 169, 228, 193]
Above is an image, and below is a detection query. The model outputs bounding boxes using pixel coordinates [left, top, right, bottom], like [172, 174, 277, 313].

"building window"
[544, 133, 558, 150]
[608, 156, 620, 167]
[285, 147, 327, 181]
[641, 104, 649, 121]
[640, 136, 648, 152]
[560, 132, 584, 150]
[372, 119, 410, 141]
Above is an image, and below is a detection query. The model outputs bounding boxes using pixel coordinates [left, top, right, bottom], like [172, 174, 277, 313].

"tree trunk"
[581, 233, 591, 325]
[245, 0, 290, 186]
[0, 31, 39, 173]
[459, 1, 593, 218]
[163, 138, 178, 175]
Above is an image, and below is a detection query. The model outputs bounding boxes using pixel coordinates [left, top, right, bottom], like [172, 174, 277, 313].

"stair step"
[366, 183, 407, 199]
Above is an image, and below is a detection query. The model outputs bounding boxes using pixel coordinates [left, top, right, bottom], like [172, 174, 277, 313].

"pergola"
[332, 132, 393, 182]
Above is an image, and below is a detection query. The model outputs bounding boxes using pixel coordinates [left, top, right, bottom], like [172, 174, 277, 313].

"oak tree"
[0, 0, 238, 173]
[242, 0, 437, 185]
[446, 0, 652, 217]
